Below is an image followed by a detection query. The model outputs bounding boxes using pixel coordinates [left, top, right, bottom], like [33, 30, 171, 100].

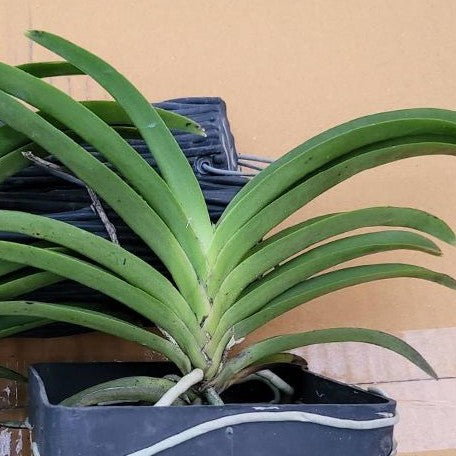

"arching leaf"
[0, 301, 190, 374]
[235, 263, 456, 338]
[205, 230, 441, 342]
[210, 206, 455, 301]
[213, 328, 436, 388]
[26, 30, 213, 250]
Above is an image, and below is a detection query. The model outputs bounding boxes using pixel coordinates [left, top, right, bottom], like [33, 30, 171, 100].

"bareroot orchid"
[0, 30, 455, 405]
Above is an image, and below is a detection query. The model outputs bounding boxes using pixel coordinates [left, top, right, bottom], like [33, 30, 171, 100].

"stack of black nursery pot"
[0, 97, 249, 334]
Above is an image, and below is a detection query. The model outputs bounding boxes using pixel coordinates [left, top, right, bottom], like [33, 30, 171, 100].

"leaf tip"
[188, 122, 206, 137]
[416, 352, 438, 379]
[427, 364, 439, 380]
[438, 273, 456, 291]
[428, 244, 443, 256]
[25, 30, 41, 38]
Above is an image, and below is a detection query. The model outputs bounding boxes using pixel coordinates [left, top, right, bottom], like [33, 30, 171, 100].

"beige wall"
[1, 1, 456, 454]
[1, 0, 454, 336]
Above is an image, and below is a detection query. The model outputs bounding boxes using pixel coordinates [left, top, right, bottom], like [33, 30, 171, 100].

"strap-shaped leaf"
[0, 63, 207, 280]
[235, 263, 456, 338]
[0, 210, 197, 331]
[0, 143, 47, 182]
[212, 109, 456, 260]
[0, 128, 164, 185]
[0, 89, 208, 318]
[0, 133, 133, 185]
[0, 261, 22, 277]
[0, 245, 66, 279]
[210, 206, 456, 300]
[19, 59, 205, 134]
[205, 230, 441, 343]
[81, 101, 205, 135]
[0, 365, 27, 382]
[0, 215, 204, 352]
[26, 31, 213, 250]
[212, 327, 436, 387]
[210, 140, 456, 282]
[17, 61, 84, 77]
[226, 353, 308, 389]
[0, 301, 191, 373]
[17, 60, 205, 136]
[0, 315, 49, 337]
[60, 376, 187, 406]
[0, 240, 201, 348]
[0, 270, 62, 299]
[0, 241, 206, 367]
[0, 99, 204, 160]
[1, 60, 203, 159]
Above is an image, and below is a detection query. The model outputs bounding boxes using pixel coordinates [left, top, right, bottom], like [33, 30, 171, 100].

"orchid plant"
[0, 31, 455, 405]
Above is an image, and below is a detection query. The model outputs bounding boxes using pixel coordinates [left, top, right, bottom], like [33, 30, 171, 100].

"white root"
[154, 369, 203, 407]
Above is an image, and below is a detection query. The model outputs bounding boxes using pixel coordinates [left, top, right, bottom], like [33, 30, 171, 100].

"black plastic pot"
[29, 362, 396, 456]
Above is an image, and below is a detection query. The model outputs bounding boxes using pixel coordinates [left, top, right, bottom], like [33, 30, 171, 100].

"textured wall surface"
[0, 1, 455, 454]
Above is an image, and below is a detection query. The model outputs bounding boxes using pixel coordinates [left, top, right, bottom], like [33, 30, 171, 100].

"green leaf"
[80, 101, 205, 136]
[226, 352, 308, 389]
[0, 270, 62, 299]
[0, 210, 200, 340]
[0, 301, 191, 373]
[0, 143, 47, 182]
[60, 376, 187, 406]
[0, 365, 27, 383]
[26, 30, 213, 250]
[0, 62, 207, 282]
[0, 100, 204, 162]
[0, 260, 23, 278]
[209, 206, 456, 301]
[17, 60, 205, 135]
[0, 241, 206, 368]
[210, 140, 456, 283]
[17, 61, 205, 136]
[0, 89, 208, 318]
[0, 245, 66, 280]
[206, 230, 441, 348]
[16, 61, 84, 77]
[234, 263, 456, 338]
[212, 328, 437, 388]
[212, 109, 456, 262]
[0, 315, 49, 337]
